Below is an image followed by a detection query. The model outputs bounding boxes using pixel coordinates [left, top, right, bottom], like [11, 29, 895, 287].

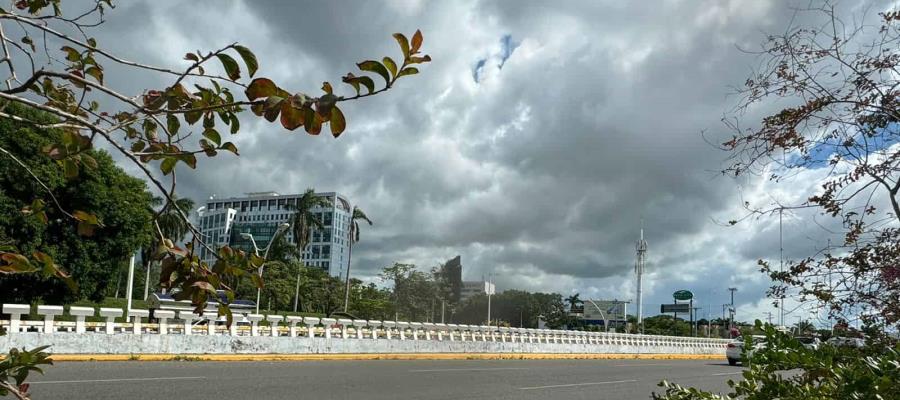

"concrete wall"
[0, 333, 724, 355]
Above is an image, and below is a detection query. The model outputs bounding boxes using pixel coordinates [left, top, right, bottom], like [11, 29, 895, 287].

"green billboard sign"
[673, 290, 693, 301]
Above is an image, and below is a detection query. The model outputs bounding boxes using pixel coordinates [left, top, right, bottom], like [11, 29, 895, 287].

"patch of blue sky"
[472, 34, 521, 83]
[789, 122, 900, 169]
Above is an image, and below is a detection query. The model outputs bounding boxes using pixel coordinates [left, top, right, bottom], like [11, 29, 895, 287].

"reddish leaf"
[411, 30, 423, 53]
[245, 78, 277, 100]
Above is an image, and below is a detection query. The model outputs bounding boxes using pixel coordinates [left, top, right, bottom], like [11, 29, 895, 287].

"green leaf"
[408, 55, 431, 64]
[397, 67, 419, 78]
[330, 106, 346, 138]
[356, 76, 376, 94]
[131, 141, 145, 152]
[85, 66, 103, 84]
[229, 113, 240, 134]
[220, 142, 239, 155]
[382, 57, 398, 79]
[166, 114, 180, 136]
[203, 128, 221, 146]
[263, 96, 284, 122]
[342, 73, 361, 95]
[160, 157, 177, 175]
[60, 45, 80, 62]
[216, 53, 241, 81]
[63, 159, 78, 179]
[303, 108, 322, 135]
[233, 45, 258, 78]
[392, 33, 410, 59]
[358, 60, 391, 86]
[245, 78, 277, 100]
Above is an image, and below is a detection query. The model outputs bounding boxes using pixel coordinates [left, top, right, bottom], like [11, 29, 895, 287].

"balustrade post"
[286, 316, 303, 337]
[128, 309, 149, 334]
[36, 305, 64, 334]
[245, 314, 264, 336]
[68, 306, 95, 334]
[1, 304, 29, 333]
[266, 315, 284, 337]
[155, 310, 175, 335]
[303, 317, 320, 338]
[99, 307, 123, 334]
[320, 318, 336, 339]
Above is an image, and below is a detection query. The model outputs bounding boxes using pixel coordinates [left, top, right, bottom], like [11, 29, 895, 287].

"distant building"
[197, 191, 353, 278]
[460, 280, 495, 302]
[582, 299, 628, 329]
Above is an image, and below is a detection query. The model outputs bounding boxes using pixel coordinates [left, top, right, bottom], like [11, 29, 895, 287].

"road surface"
[29, 358, 742, 399]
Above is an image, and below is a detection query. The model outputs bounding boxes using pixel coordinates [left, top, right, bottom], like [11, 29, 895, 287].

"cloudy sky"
[70, 0, 894, 325]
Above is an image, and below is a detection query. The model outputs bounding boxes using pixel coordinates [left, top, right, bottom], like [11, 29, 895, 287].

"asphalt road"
[28, 359, 742, 400]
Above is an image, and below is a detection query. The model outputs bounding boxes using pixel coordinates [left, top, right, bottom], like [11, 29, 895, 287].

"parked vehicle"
[726, 335, 766, 366]
[796, 336, 821, 350]
[826, 336, 865, 348]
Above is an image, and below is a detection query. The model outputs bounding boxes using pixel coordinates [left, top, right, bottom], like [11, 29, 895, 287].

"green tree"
[0, 104, 154, 303]
[285, 188, 329, 312]
[379, 263, 436, 321]
[0, 1, 429, 396]
[138, 195, 194, 299]
[342, 206, 372, 313]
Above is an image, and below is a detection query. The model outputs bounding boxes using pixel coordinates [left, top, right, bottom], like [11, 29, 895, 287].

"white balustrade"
[367, 320, 381, 339]
[422, 322, 434, 340]
[36, 305, 64, 334]
[68, 306, 94, 333]
[382, 320, 396, 340]
[286, 316, 304, 337]
[245, 314, 264, 336]
[99, 307, 122, 334]
[178, 311, 202, 335]
[320, 318, 336, 339]
[397, 321, 409, 340]
[3, 304, 29, 333]
[128, 309, 149, 334]
[337, 319, 353, 339]
[303, 317, 320, 338]
[155, 310, 175, 335]
[352, 320, 367, 339]
[266, 315, 284, 337]
[410, 322, 422, 340]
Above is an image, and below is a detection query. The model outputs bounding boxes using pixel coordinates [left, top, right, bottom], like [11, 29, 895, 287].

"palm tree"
[285, 188, 329, 312]
[342, 206, 373, 313]
[142, 196, 195, 299]
[565, 293, 582, 313]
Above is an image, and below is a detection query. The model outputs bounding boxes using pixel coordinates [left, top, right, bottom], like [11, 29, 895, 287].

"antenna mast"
[635, 220, 648, 333]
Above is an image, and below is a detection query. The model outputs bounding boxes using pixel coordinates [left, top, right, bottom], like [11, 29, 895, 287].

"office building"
[197, 191, 352, 278]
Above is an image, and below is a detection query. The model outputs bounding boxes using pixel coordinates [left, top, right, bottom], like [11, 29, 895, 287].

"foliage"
[342, 205, 372, 313]
[653, 322, 900, 399]
[641, 315, 693, 336]
[454, 290, 568, 328]
[0, 0, 429, 395]
[0, 103, 154, 303]
[0, 345, 51, 400]
[379, 263, 437, 322]
[721, 3, 900, 327]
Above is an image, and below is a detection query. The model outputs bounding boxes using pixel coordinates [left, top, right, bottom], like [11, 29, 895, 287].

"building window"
[322, 245, 330, 255]
[323, 261, 329, 270]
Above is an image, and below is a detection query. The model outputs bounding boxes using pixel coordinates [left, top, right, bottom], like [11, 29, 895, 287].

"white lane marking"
[711, 372, 744, 376]
[29, 376, 205, 385]
[613, 363, 677, 367]
[519, 379, 638, 390]
[409, 367, 529, 373]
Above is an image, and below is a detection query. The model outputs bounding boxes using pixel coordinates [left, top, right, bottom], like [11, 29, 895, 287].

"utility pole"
[765, 311, 773, 325]
[692, 306, 700, 337]
[779, 209, 785, 327]
[441, 300, 445, 324]
[728, 287, 737, 330]
[125, 253, 135, 313]
[486, 273, 493, 324]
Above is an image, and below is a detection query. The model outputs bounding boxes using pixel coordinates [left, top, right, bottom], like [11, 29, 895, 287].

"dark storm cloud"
[79, 0, 894, 321]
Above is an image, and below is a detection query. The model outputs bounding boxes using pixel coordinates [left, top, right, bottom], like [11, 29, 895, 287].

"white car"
[796, 336, 821, 350]
[726, 335, 765, 366]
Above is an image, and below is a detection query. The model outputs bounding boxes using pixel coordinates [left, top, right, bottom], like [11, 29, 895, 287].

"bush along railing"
[1, 304, 730, 354]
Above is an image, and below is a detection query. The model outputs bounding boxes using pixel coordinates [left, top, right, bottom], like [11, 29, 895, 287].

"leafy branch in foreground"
[0, 1, 430, 396]
[0, 0, 430, 317]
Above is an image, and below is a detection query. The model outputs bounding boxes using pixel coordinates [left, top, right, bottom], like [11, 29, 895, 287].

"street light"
[242, 222, 291, 314]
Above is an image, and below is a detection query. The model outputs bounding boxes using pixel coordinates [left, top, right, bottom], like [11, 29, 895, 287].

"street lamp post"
[242, 223, 290, 314]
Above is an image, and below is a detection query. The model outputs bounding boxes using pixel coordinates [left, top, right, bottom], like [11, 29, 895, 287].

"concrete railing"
[0, 304, 731, 355]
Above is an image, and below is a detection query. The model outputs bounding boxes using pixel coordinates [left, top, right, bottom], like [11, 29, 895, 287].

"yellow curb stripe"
[44, 353, 725, 362]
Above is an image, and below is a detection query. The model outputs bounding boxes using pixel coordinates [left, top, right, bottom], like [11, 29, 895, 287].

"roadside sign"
[660, 303, 690, 313]
[673, 290, 693, 301]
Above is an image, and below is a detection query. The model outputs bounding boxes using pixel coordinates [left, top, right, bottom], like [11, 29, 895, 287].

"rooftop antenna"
[635, 219, 648, 333]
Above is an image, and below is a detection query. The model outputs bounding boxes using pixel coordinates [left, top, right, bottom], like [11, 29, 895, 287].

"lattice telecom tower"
[635, 224, 648, 330]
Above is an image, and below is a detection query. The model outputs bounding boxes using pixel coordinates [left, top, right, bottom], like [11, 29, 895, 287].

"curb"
[45, 353, 727, 362]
